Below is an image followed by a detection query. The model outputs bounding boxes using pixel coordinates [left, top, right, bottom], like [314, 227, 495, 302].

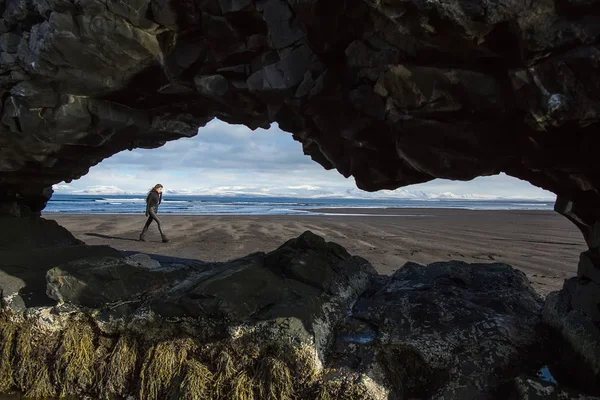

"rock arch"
[0, 0, 599, 390]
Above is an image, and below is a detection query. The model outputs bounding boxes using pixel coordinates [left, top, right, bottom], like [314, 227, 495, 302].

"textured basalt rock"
[544, 204, 600, 394]
[325, 261, 546, 399]
[0, 216, 82, 251]
[0, 230, 379, 399]
[44, 231, 376, 345]
[0, 231, 559, 399]
[0, 216, 120, 311]
[543, 278, 600, 394]
[1, 0, 600, 397]
[0, 0, 599, 215]
[513, 375, 600, 400]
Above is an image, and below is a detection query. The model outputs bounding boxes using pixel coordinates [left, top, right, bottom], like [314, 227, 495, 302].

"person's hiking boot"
[161, 236, 169, 243]
[139, 234, 146, 242]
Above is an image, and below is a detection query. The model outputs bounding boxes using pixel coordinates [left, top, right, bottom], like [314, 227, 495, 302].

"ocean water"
[43, 194, 555, 215]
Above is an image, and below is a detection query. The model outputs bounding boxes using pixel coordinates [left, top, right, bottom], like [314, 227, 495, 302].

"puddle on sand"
[537, 365, 558, 384]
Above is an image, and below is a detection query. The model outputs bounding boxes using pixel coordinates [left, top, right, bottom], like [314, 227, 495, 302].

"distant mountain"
[425, 192, 497, 200]
[338, 188, 553, 201]
[53, 184, 555, 201]
[164, 188, 194, 195]
[68, 185, 138, 195]
[184, 186, 272, 197]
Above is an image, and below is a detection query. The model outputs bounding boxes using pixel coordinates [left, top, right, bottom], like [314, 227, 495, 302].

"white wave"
[509, 203, 549, 206]
[95, 198, 145, 203]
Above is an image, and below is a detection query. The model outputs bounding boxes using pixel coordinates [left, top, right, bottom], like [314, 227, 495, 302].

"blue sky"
[54, 119, 555, 200]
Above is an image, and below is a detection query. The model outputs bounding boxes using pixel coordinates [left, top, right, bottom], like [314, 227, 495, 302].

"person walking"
[139, 184, 169, 242]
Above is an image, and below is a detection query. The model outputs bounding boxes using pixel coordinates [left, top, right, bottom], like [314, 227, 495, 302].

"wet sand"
[46, 208, 586, 296]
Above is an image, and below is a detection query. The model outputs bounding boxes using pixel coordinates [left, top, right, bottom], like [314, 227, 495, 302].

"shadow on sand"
[119, 250, 216, 267]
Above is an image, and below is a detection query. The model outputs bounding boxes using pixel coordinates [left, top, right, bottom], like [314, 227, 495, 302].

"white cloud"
[54, 120, 556, 201]
[53, 184, 73, 191]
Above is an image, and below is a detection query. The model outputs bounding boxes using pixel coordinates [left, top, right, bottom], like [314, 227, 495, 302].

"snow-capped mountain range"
[52, 184, 555, 201]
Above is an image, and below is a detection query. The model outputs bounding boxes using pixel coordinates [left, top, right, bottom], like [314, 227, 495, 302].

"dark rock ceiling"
[0, 0, 599, 220]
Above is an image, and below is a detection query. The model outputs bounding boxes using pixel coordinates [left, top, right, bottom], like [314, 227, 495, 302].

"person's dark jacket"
[145, 190, 162, 216]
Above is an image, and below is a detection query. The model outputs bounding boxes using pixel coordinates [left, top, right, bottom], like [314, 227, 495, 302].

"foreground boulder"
[513, 375, 600, 400]
[0, 216, 82, 251]
[1, 231, 565, 399]
[543, 277, 600, 394]
[0, 216, 121, 311]
[543, 220, 600, 395]
[46, 232, 375, 346]
[1, 231, 377, 399]
[325, 261, 546, 399]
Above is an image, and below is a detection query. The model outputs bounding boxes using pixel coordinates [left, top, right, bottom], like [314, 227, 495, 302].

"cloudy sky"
[54, 119, 555, 200]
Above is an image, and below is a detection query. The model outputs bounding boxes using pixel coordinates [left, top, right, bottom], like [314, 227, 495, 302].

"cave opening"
[36, 118, 583, 300]
[1, 0, 600, 396]
[2, 118, 592, 398]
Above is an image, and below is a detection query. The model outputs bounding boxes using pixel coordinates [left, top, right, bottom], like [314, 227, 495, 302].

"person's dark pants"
[140, 209, 166, 239]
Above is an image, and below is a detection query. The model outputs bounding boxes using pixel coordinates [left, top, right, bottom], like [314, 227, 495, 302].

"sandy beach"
[46, 208, 586, 296]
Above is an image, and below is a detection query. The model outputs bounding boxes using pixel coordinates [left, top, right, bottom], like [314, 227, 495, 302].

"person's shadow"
[85, 233, 139, 242]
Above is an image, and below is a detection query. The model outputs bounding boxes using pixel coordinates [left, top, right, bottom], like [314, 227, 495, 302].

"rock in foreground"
[0, 231, 574, 399]
[543, 220, 600, 396]
[325, 261, 546, 399]
[0, 216, 121, 311]
[513, 375, 600, 400]
[543, 277, 600, 394]
[1, 231, 376, 399]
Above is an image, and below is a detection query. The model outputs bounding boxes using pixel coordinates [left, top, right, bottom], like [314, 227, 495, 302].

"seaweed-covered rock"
[1, 231, 378, 399]
[1, 232, 569, 400]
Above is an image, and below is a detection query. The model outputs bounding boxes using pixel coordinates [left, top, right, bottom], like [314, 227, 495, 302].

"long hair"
[147, 184, 163, 203]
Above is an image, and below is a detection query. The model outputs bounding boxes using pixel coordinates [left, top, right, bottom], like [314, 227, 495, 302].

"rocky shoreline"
[1, 217, 597, 399]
